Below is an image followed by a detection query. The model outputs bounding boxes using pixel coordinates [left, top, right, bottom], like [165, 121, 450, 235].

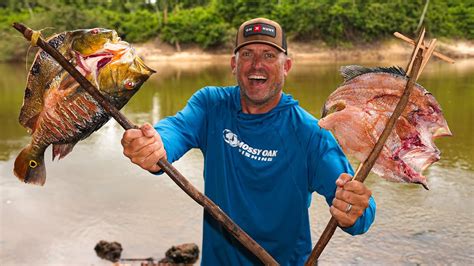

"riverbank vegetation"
[0, 0, 472, 62]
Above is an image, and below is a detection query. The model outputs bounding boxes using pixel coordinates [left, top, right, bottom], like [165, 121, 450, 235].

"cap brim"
[234, 40, 286, 54]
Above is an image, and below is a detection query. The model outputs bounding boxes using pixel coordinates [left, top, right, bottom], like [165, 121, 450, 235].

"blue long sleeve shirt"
[155, 86, 376, 265]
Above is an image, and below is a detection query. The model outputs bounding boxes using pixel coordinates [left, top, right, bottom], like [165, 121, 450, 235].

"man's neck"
[241, 93, 282, 114]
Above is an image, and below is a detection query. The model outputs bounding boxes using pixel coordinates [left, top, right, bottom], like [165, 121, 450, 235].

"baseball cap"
[234, 17, 287, 54]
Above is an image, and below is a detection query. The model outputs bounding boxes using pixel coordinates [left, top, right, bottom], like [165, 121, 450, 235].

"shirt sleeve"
[154, 88, 208, 164]
[308, 127, 376, 235]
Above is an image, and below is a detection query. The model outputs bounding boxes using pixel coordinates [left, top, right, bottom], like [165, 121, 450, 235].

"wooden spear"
[12, 22, 278, 266]
[393, 32, 455, 64]
[304, 28, 427, 266]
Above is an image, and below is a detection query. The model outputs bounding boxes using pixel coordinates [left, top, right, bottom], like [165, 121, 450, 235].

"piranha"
[14, 28, 155, 185]
[318, 65, 452, 189]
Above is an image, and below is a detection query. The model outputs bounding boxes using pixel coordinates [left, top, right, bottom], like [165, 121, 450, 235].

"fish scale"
[58, 100, 86, 128]
[34, 93, 106, 146]
[14, 28, 155, 185]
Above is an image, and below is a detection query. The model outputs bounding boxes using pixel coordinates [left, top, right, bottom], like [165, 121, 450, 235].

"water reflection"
[0, 59, 473, 265]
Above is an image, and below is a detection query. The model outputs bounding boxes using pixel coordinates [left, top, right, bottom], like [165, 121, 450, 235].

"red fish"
[319, 66, 452, 189]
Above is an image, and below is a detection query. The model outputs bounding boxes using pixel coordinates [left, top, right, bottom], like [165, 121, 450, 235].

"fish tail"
[14, 144, 46, 186]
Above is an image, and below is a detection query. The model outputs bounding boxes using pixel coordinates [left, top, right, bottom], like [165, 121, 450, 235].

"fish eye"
[124, 80, 135, 89]
[29, 160, 38, 168]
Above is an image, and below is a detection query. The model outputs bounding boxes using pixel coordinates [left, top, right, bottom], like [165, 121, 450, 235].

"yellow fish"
[14, 28, 155, 185]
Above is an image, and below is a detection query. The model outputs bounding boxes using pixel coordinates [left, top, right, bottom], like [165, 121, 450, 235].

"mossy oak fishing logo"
[223, 129, 278, 162]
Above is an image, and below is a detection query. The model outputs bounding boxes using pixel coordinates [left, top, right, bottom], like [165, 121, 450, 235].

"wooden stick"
[12, 22, 278, 266]
[304, 29, 426, 266]
[406, 28, 425, 75]
[394, 32, 455, 64]
[417, 39, 437, 80]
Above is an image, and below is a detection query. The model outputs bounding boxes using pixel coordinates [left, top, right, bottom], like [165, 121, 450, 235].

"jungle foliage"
[0, 0, 472, 61]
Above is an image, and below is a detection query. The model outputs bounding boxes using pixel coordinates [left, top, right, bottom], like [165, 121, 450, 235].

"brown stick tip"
[12, 22, 32, 40]
[12, 22, 25, 31]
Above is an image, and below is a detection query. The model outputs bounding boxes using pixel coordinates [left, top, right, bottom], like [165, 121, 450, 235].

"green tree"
[161, 5, 229, 49]
[0, 0, 471, 62]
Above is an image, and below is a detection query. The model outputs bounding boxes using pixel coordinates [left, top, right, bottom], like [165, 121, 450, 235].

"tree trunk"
[175, 40, 181, 52]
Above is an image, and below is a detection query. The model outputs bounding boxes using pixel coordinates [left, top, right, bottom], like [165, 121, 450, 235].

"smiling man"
[121, 18, 376, 265]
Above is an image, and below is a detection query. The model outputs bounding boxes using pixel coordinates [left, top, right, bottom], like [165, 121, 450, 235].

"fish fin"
[18, 85, 45, 131]
[340, 65, 407, 82]
[52, 143, 77, 160]
[14, 144, 46, 186]
[19, 32, 71, 131]
[19, 78, 52, 131]
[419, 182, 429, 190]
[20, 114, 39, 134]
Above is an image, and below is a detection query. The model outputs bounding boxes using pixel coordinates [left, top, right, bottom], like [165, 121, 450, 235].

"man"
[121, 18, 375, 265]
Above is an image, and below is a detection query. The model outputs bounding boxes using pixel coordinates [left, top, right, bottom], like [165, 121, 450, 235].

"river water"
[0, 58, 473, 265]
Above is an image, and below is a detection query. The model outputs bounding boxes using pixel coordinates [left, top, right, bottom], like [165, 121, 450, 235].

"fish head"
[67, 29, 155, 107]
[96, 47, 155, 107]
[392, 91, 451, 188]
[70, 28, 120, 56]
[409, 89, 452, 138]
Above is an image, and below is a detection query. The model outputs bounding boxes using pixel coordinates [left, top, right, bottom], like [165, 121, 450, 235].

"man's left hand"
[330, 173, 372, 228]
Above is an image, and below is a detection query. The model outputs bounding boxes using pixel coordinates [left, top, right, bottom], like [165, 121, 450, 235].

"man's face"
[231, 43, 292, 110]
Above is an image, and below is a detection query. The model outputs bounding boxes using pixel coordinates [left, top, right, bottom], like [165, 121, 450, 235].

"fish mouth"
[82, 53, 113, 71]
[74, 42, 132, 87]
[75, 52, 112, 75]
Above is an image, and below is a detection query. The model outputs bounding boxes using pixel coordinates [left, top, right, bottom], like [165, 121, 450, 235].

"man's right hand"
[121, 123, 166, 173]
